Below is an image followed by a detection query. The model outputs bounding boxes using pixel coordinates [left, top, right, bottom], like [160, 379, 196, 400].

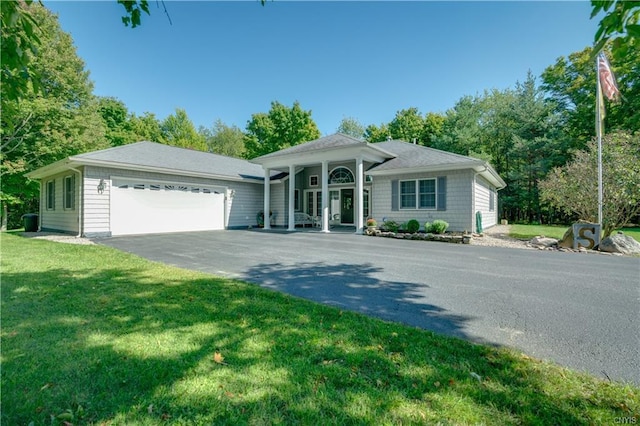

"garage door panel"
[111, 180, 225, 236]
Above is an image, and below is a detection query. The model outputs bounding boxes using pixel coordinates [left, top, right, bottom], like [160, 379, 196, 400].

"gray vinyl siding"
[227, 181, 263, 229]
[372, 169, 474, 232]
[82, 166, 264, 235]
[474, 176, 497, 230]
[83, 166, 111, 236]
[40, 170, 80, 234]
[270, 181, 286, 227]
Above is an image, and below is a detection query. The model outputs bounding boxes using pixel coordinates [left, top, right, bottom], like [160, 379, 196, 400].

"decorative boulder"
[558, 227, 574, 248]
[599, 233, 640, 255]
[530, 236, 558, 248]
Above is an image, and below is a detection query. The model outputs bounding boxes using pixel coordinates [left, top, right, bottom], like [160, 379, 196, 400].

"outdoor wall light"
[97, 179, 105, 194]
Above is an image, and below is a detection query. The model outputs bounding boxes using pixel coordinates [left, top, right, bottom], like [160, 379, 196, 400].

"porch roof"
[250, 133, 396, 170]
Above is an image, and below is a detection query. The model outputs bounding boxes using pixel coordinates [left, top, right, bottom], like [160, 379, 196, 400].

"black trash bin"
[23, 213, 39, 232]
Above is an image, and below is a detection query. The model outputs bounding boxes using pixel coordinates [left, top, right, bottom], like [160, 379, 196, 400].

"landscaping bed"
[365, 228, 472, 244]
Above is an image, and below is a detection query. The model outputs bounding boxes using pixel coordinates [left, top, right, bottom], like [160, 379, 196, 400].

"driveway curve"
[98, 229, 640, 385]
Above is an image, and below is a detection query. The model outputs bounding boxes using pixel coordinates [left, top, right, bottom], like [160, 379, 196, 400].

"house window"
[46, 180, 55, 210]
[294, 189, 300, 211]
[419, 179, 436, 209]
[364, 189, 370, 218]
[329, 167, 354, 184]
[63, 175, 75, 210]
[400, 178, 437, 210]
[490, 191, 495, 211]
[304, 190, 322, 217]
[309, 175, 318, 187]
[400, 180, 416, 209]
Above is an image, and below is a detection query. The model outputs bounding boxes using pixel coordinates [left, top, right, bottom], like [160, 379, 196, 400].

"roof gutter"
[66, 157, 267, 184]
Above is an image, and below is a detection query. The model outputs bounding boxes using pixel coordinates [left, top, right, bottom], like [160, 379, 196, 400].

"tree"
[431, 95, 484, 156]
[388, 107, 425, 144]
[117, 0, 151, 28]
[591, 0, 640, 55]
[200, 119, 246, 158]
[160, 108, 207, 151]
[501, 74, 566, 223]
[337, 117, 365, 139]
[244, 101, 320, 159]
[539, 131, 640, 238]
[97, 96, 139, 146]
[422, 112, 445, 147]
[433, 73, 566, 223]
[364, 123, 390, 142]
[1, 0, 42, 137]
[1, 4, 108, 229]
[541, 43, 639, 150]
[129, 112, 165, 143]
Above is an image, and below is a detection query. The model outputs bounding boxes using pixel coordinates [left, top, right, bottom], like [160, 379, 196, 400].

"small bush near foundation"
[382, 220, 399, 233]
[407, 219, 420, 233]
[426, 220, 449, 234]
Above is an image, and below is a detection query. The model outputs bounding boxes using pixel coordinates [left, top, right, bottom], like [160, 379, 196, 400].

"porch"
[250, 134, 395, 234]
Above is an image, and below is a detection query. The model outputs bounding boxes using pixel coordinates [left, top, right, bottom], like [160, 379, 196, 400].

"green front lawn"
[2, 233, 638, 425]
[509, 224, 640, 243]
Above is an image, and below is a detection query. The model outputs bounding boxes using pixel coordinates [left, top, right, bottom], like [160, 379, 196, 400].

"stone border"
[364, 228, 472, 244]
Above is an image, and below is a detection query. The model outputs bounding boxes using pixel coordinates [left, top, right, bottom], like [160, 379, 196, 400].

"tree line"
[2, 2, 638, 231]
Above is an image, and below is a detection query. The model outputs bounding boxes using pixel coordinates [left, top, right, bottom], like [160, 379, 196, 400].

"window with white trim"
[329, 167, 354, 184]
[294, 189, 300, 211]
[400, 178, 437, 210]
[63, 175, 75, 210]
[304, 190, 322, 217]
[309, 175, 318, 187]
[400, 181, 416, 209]
[489, 191, 495, 211]
[46, 180, 55, 210]
[419, 179, 436, 209]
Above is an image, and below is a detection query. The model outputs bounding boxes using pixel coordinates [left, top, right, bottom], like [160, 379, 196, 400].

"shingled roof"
[369, 140, 484, 171]
[27, 141, 272, 181]
[368, 140, 505, 188]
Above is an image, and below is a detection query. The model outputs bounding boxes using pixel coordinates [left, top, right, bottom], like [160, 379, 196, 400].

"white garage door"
[111, 179, 225, 236]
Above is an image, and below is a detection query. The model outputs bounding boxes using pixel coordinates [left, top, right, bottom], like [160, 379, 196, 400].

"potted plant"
[366, 218, 377, 230]
[256, 210, 273, 227]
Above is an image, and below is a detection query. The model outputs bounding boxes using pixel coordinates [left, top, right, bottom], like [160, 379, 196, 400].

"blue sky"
[45, 1, 599, 135]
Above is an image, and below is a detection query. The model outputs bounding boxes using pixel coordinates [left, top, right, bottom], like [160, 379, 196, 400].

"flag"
[598, 53, 620, 102]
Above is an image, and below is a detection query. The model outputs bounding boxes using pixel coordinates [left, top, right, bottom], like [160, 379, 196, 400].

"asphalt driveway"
[98, 229, 640, 385]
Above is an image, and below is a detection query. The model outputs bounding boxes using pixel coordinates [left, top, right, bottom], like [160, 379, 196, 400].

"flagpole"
[596, 54, 603, 227]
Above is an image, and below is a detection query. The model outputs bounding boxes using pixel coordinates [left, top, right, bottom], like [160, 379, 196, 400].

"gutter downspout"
[473, 165, 488, 232]
[69, 167, 83, 237]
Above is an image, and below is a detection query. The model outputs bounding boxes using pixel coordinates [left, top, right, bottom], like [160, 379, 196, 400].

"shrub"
[382, 220, 399, 233]
[425, 219, 449, 234]
[366, 218, 377, 227]
[406, 219, 420, 233]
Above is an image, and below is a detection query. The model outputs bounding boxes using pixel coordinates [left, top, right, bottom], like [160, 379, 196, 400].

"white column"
[321, 160, 329, 232]
[355, 157, 364, 234]
[263, 168, 271, 230]
[288, 164, 296, 231]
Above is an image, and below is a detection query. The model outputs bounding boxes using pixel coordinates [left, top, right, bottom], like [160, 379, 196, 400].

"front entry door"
[341, 188, 354, 224]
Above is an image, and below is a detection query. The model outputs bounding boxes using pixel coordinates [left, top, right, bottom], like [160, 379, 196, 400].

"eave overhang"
[367, 161, 506, 190]
[26, 157, 271, 184]
[250, 143, 396, 171]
